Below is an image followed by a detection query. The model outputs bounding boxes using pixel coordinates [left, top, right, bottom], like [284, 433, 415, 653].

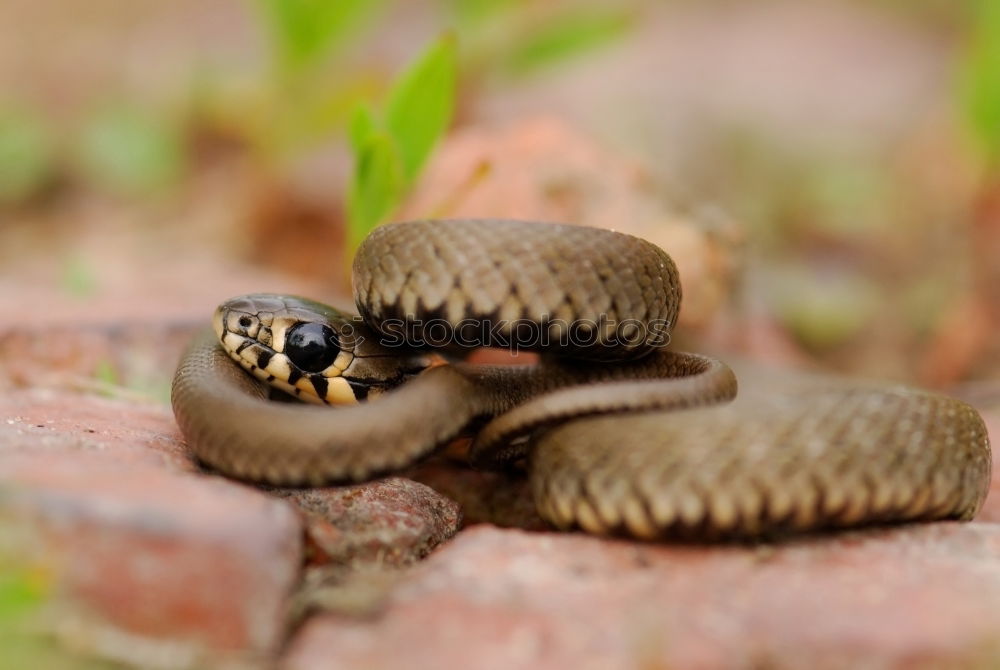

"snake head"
[214, 293, 434, 405]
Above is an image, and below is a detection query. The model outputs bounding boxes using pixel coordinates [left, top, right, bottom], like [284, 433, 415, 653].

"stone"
[399, 116, 742, 330]
[0, 391, 303, 668]
[271, 477, 461, 568]
[978, 409, 1000, 523]
[282, 524, 1000, 670]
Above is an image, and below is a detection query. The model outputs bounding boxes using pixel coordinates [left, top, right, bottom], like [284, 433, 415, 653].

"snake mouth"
[214, 299, 361, 405]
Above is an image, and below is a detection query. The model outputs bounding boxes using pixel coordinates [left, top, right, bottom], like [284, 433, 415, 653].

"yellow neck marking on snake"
[214, 310, 358, 405]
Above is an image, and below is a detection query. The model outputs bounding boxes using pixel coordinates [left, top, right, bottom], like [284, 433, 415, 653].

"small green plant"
[59, 255, 99, 299]
[445, 0, 634, 79]
[959, 0, 1000, 168]
[503, 8, 632, 76]
[247, 1, 630, 258]
[228, 0, 640, 279]
[346, 34, 457, 253]
[0, 563, 47, 623]
[0, 529, 120, 669]
[0, 560, 51, 670]
[243, 0, 388, 162]
[0, 108, 55, 205]
[254, 0, 381, 79]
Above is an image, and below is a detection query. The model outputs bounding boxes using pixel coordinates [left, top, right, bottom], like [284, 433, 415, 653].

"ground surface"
[2, 359, 999, 670]
[2, 4, 999, 666]
[0, 219, 997, 668]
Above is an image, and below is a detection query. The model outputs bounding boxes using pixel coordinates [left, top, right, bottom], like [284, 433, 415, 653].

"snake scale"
[171, 219, 992, 540]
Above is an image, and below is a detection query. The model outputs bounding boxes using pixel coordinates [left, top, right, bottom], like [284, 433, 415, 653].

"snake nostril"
[239, 316, 253, 328]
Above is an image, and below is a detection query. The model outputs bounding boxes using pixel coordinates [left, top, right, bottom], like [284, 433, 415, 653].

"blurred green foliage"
[773, 268, 878, 352]
[346, 130, 401, 251]
[77, 105, 186, 197]
[717, 129, 895, 249]
[0, 526, 122, 670]
[444, 0, 633, 78]
[60, 255, 99, 299]
[960, 0, 1000, 166]
[0, 109, 55, 205]
[0, 562, 47, 623]
[0, 558, 99, 670]
[243, 0, 387, 161]
[248, 0, 630, 255]
[347, 35, 457, 252]
[339, 2, 633, 253]
[254, 0, 381, 78]
[90, 357, 171, 404]
[385, 36, 457, 183]
[93, 358, 119, 389]
[902, 275, 956, 336]
[0, 0, 634, 255]
[504, 9, 631, 75]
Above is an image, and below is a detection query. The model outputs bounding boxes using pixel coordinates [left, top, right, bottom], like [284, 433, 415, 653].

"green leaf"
[960, 0, 1000, 162]
[0, 567, 47, 622]
[77, 105, 185, 196]
[93, 358, 119, 388]
[0, 109, 54, 205]
[384, 33, 457, 183]
[254, 0, 382, 75]
[347, 132, 404, 251]
[343, 35, 459, 259]
[271, 84, 368, 158]
[446, 0, 511, 25]
[348, 102, 378, 155]
[505, 10, 630, 76]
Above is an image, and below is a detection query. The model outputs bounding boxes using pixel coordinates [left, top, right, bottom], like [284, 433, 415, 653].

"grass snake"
[171, 219, 991, 540]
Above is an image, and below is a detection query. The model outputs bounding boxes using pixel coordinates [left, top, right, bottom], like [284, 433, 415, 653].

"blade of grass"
[254, 0, 384, 75]
[384, 33, 457, 183]
[0, 109, 54, 205]
[345, 34, 459, 258]
[505, 9, 630, 76]
[348, 103, 378, 155]
[346, 132, 404, 252]
[960, 0, 1000, 165]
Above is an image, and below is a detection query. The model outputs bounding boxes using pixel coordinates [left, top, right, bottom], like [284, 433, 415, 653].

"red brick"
[1, 391, 303, 666]
[978, 409, 1000, 523]
[273, 477, 461, 567]
[283, 524, 1000, 670]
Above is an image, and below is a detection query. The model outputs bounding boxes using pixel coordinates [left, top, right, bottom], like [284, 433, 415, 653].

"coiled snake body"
[171, 220, 991, 540]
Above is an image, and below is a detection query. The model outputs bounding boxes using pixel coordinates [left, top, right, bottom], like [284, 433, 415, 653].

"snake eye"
[285, 322, 340, 372]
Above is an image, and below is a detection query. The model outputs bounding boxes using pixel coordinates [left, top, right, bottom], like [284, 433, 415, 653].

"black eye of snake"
[285, 322, 340, 372]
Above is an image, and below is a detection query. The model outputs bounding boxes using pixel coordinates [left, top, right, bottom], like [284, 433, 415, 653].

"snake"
[171, 219, 992, 540]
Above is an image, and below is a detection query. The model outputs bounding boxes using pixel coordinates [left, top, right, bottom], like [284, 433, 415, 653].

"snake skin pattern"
[172, 219, 992, 540]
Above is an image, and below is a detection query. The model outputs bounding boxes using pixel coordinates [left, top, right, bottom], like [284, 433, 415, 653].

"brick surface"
[283, 524, 1000, 670]
[0, 250, 338, 396]
[0, 391, 303, 668]
[272, 478, 461, 567]
[1, 389, 195, 471]
[978, 409, 1000, 523]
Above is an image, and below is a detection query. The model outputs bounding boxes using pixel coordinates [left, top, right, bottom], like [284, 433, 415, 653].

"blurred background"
[2, 2, 1000, 667]
[0, 0, 998, 398]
